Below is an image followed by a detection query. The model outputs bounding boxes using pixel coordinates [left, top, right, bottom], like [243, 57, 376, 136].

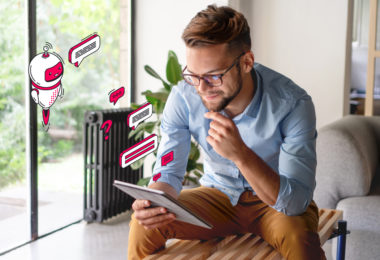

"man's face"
[185, 44, 243, 112]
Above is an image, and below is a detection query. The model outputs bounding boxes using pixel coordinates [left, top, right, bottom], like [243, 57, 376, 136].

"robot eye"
[59, 67, 61, 70]
[49, 72, 51, 75]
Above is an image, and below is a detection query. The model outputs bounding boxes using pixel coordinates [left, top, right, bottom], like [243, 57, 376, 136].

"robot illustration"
[29, 43, 64, 129]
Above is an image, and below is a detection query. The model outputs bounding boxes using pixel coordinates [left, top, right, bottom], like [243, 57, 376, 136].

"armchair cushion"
[337, 195, 380, 232]
[314, 115, 379, 209]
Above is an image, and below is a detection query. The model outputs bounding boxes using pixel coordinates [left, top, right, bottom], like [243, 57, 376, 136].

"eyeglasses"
[181, 52, 245, 87]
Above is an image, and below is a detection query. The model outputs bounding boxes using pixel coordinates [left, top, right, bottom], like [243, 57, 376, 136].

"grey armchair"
[314, 115, 380, 260]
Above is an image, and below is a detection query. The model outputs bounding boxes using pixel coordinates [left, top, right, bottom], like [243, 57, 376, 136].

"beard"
[199, 65, 243, 112]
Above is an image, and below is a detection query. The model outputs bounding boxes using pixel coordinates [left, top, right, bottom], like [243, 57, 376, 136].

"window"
[0, 0, 132, 254]
[350, 0, 380, 115]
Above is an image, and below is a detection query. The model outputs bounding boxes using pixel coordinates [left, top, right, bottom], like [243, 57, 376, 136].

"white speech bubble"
[119, 134, 158, 168]
[127, 102, 153, 130]
[68, 33, 100, 67]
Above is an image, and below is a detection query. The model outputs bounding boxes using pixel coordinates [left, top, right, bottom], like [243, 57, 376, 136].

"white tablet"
[113, 180, 213, 229]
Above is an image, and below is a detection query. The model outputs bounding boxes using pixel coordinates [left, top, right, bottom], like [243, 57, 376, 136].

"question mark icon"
[100, 120, 112, 140]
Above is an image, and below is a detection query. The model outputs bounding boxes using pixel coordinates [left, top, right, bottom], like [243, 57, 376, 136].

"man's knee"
[128, 213, 167, 259]
[270, 221, 325, 260]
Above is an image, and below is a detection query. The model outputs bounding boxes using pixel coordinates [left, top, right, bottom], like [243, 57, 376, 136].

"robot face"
[45, 62, 63, 82]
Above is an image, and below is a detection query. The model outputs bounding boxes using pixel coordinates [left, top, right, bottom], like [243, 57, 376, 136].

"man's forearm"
[234, 145, 280, 206]
[148, 181, 179, 199]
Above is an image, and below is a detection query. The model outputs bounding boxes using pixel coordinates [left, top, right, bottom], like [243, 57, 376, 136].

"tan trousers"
[128, 186, 326, 260]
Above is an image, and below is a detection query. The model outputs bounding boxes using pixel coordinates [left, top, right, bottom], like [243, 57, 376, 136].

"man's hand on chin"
[204, 111, 248, 163]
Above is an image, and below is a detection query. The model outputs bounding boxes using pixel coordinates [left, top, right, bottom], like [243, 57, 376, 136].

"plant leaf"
[188, 142, 200, 161]
[143, 91, 169, 103]
[128, 122, 147, 138]
[130, 158, 144, 170]
[144, 65, 164, 81]
[130, 103, 140, 110]
[137, 177, 151, 187]
[195, 163, 204, 172]
[163, 81, 172, 92]
[193, 170, 203, 178]
[144, 65, 171, 91]
[183, 176, 198, 185]
[134, 129, 145, 141]
[186, 159, 196, 172]
[144, 121, 156, 134]
[141, 90, 159, 105]
[166, 50, 182, 85]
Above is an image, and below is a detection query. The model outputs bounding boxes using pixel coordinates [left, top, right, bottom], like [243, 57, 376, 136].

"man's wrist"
[234, 144, 254, 167]
[148, 181, 179, 199]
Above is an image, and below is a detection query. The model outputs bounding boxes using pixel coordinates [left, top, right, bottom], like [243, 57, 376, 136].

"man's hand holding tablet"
[131, 182, 177, 230]
[114, 180, 212, 229]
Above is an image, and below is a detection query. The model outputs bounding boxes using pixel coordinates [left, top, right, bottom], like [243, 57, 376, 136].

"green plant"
[129, 50, 204, 186]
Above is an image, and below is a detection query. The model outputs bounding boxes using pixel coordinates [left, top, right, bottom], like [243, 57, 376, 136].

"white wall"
[238, 0, 353, 129]
[135, 0, 228, 177]
[135, 0, 228, 104]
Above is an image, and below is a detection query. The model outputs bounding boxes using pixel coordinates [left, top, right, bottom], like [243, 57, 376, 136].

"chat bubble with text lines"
[127, 102, 153, 130]
[119, 134, 158, 168]
[68, 33, 100, 67]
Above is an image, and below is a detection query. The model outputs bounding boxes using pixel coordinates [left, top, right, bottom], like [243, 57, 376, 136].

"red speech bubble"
[161, 151, 174, 166]
[109, 87, 125, 105]
[153, 172, 161, 182]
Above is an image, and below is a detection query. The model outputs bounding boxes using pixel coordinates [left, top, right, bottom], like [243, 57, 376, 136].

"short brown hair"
[182, 5, 251, 54]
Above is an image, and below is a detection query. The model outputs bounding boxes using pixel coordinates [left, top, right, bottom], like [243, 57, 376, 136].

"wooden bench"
[145, 208, 344, 260]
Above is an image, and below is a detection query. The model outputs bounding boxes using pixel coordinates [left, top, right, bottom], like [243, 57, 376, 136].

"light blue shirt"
[149, 63, 317, 216]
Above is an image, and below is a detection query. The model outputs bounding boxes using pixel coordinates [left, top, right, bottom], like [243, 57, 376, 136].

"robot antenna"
[45, 42, 53, 49]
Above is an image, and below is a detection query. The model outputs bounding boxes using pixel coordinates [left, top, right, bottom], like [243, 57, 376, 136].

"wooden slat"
[244, 238, 272, 259]
[266, 251, 282, 260]
[208, 234, 258, 260]
[230, 236, 267, 260]
[145, 209, 343, 260]
[234, 236, 263, 260]
[318, 209, 334, 232]
[144, 240, 201, 260]
[252, 243, 275, 260]
[319, 210, 343, 244]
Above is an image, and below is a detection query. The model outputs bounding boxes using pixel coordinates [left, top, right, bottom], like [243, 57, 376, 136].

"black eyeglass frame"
[181, 52, 246, 87]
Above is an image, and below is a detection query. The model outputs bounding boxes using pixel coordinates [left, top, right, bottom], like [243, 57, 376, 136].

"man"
[128, 5, 325, 260]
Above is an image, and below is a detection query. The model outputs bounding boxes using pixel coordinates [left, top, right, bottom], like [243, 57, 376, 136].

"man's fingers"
[143, 217, 176, 230]
[206, 135, 217, 147]
[208, 128, 222, 142]
[204, 111, 231, 125]
[209, 120, 229, 137]
[132, 199, 150, 211]
[134, 206, 168, 220]
[139, 213, 176, 226]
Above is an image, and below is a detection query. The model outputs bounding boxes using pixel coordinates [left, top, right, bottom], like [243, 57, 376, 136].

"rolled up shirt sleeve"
[148, 85, 191, 195]
[272, 95, 317, 216]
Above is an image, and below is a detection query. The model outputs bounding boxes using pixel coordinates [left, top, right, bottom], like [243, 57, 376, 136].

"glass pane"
[0, 0, 29, 252]
[36, 0, 121, 234]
